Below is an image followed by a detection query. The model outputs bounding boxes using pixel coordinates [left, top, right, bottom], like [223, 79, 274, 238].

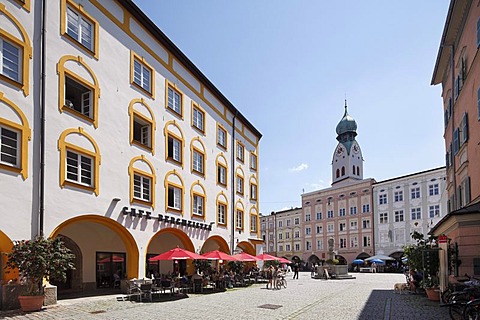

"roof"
[118, 0, 262, 139]
[429, 200, 480, 234]
[373, 166, 446, 185]
[431, 0, 471, 85]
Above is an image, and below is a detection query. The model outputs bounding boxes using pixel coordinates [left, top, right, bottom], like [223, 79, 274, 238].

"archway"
[201, 235, 229, 254]
[50, 235, 83, 292]
[356, 252, 371, 260]
[335, 255, 347, 265]
[236, 241, 255, 255]
[50, 215, 139, 290]
[147, 228, 195, 276]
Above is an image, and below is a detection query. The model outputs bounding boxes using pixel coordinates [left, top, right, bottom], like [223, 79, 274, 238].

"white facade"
[0, 0, 261, 291]
[373, 167, 447, 256]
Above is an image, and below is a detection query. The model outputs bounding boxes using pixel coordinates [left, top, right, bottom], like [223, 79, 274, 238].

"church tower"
[331, 101, 364, 186]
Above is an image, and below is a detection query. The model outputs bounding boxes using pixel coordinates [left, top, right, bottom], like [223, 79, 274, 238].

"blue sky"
[133, 1, 450, 215]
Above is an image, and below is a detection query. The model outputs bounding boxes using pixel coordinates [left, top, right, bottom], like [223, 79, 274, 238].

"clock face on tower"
[336, 145, 344, 156]
[353, 144, 359, 154]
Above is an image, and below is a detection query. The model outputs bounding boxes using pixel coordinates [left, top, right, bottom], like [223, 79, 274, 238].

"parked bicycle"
[276, 272, 287, 289]
[441, 275, 480, 320]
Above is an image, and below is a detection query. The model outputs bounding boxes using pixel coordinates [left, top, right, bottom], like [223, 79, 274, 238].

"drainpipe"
[449, 45, 457, 211]
[39, 0, 47, 237]
[230, 111, 238, 254]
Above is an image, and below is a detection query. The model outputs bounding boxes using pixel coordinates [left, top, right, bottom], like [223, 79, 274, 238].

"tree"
[5, 236, 75, 295]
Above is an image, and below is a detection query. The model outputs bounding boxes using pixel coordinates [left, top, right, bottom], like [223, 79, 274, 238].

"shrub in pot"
[4, 236, 75, 311]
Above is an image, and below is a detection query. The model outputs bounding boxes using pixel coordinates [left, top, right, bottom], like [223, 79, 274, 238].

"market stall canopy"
[365, 255, 395, 261]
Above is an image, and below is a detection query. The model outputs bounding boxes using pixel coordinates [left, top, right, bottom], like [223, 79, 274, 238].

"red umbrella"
[98, 255, 124, 263]
[202, 250, 237, 261]
[278, 257, 291, 264]
[232, 252, 258, 262]
[149, 247, 206, 261]
[256, 253, 282, 261]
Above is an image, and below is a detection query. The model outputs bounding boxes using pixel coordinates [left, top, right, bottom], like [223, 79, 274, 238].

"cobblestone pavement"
[0, 272, 450, 320]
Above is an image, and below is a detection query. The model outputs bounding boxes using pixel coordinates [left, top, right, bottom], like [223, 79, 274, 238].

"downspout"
[39, 0, 47, 237]
[450, 45, 457, 211]
[230, 111, 238, 254]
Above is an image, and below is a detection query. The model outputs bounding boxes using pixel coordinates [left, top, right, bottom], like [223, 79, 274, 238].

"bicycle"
[463, 298, 480, 320]
[276, 273, 287, 289]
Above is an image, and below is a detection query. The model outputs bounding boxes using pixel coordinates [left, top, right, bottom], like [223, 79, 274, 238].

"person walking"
[371, 262, 377, 273]
[293, 262, 299, 280]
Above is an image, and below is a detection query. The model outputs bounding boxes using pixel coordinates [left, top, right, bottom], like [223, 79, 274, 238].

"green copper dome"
[336, 104, 357, 135]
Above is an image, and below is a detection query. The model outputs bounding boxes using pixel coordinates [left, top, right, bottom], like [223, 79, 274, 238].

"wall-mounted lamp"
[112, 198, 121, 202]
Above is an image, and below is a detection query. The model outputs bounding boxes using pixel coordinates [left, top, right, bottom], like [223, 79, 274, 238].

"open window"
[129, 99, 155, 153]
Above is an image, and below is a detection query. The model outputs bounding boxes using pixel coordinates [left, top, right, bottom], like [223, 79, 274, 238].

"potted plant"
[421, 275, 440, 301]
[4, 236, 75, 312]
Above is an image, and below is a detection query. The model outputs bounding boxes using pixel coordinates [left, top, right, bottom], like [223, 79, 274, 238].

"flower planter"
[425, 287, 440, 301]
[18, 295, 44, 312]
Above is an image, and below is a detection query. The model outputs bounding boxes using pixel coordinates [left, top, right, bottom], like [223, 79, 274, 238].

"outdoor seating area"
[119, 248, 291, 302]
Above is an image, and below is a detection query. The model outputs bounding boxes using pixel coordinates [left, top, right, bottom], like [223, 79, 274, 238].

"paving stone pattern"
[0, 273, 450, 319]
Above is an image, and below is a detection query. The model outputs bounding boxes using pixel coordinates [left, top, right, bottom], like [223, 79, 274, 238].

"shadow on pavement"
[358, 289, 450, 320]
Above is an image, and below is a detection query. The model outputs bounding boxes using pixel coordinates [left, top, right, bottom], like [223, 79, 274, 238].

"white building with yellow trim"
[0, 0, 262, 297]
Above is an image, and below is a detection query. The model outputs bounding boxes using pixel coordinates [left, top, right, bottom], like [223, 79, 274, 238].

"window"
[411, 208, 421, 220]
[305, 213, 311, 221]
[429, 205, 440, 218]
[295, 244, 300, 251]
[250, 182, 257, 200]
[316, 212, 322, 220]
[269, 234, 273, 240]
[461, 113, 468, 144]
[279, 233, 283, 240]
[379, 194, 387, 205]
[339, 208, 346, 216]
[453, 128, 460, 155]
[429, 184, 439, 196]
[250, 212, 258, 232]
[339, 222, 346, 232]
[167, 84, 183, 116]
[66, 150, 93, 187]
[132, 55, 153, 95]
[286, 219, 291, 226]
[218, 202, 227, 225]
[306, 241, 311, 251]
[362, 219, 370, 229]
[192, 149, 204, 175]
[167, 134, 182, 164]
[411, 187, 420, 199]
[394, 191, 403, 202]
[191, 103, 205, 132]
[379, 213, 388, 224]
[236, 209, 243, 230]
[192, 194, 204, 217]
[363, 236, 371, 247]
[350, 207, 357, 215]
[394, 210, 404, 222]
[217, 164, 227, 186]
[327, 210, 334, 218]
[217, 125, 227, 149]
[64, 73, 94, 116]
[250, 153, 257, 171]
[477, 87, 480, 120]
[350, 236, 358, 248]
[278, 220, 283, 228]
[477, 17, 480, 48]
[236, 142, 244, 162]
[340, 238, 347, 249]
[132, 113, 152, 149]
[305, 227, 311, 235]
[327, 224, 334, 233]
[133, 173, 151, 202]
[350, 221, 357, 230]
[1, 38, 21, 83]
[317, 240, 323, 250]
[285, 244, 291, 251]
[129, 150, 157, 207]
[236, 175, 244, 195]
[316, 225, 323, 233]
[286, 232, 290, 239]
[294, 218, 299, 225]
[362, 204, 370, 213]
[66, 5, 95, 51]
[0, 125, 19, 168]
[167, 184, 182, 211]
